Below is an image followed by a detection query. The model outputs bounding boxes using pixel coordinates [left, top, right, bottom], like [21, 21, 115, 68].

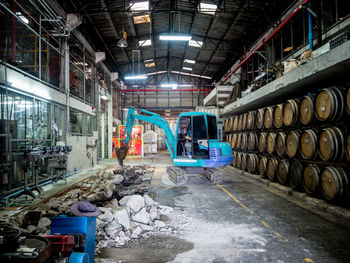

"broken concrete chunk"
[96, 218, 109, 229]
[119, 195, 132, 206]
[154, 220, 166, 228]
[131, 208, 150, 225]
[111, 174, 124, 185]
[149, 206, 159, 221]
[36, 217, 51, 233]
[141, 176, 152, 182]
[26, 225, 37, 233]
[143, 194, 155, 206]
[98, 207, 114, 222]
[114, 208, 131, 230]
[134, 222, 154, 232]
[158, 205, 174, 216]
[126, 195, 145, 213]
[105, 221, 122, 239]
[87, 194, 96, 203]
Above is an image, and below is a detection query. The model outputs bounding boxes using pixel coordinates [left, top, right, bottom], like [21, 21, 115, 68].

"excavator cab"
[176, 114, 210, 159]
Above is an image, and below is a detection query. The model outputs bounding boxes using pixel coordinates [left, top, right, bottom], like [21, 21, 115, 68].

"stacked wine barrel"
[224, 85, 350, 203]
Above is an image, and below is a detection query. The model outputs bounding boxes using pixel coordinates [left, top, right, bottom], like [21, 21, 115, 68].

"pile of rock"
[95, 194, 174, 253]
[4, 165, 177, 255]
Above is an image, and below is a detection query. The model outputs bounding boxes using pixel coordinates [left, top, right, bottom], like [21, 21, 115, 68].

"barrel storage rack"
[224, 85, 350, 204]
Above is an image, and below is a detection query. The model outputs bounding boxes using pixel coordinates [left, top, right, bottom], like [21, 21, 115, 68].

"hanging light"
[117, 31, 128, 48]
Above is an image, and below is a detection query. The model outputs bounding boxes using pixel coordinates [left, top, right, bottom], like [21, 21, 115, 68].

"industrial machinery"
[116, 107, 233, 184]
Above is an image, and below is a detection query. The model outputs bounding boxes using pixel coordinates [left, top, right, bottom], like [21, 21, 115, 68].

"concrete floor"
[100, 152, 350, 263]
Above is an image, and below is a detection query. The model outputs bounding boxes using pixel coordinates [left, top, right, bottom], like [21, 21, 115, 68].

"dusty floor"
[99, 152, 350, 263]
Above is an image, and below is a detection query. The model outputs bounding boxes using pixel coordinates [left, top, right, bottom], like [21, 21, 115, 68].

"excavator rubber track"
[167, 166, 188, 185]
[205, 168, 223, 184]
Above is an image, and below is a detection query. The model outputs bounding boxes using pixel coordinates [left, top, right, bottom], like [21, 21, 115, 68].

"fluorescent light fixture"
[189, 40, 203, 47]
[16, 12, 29, 24]
[178, 84, 193, 87]
[198, 3, 217, 15]
[171, 70, 212, 79]
[145, 62, 155, 68]
[130, 1, 149, 11]
[139, 39, 152, 47]
[183, 67, 192, 71]
[133, 14, 150, 24]
[161, 83, 178, 89]
[184, 59, 195, 64]
[159, 35, 192, 41]
[125, 75, 147, 80]
[146, 71, 167, 76]
[144, 59, 153, 62]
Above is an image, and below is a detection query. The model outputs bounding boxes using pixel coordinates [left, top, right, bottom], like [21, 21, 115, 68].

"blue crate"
[51, 216, 96, 263]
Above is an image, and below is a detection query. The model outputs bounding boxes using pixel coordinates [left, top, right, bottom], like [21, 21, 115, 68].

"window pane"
[192, 115, 207, 139]
[70, 109, 83, 134]
[207, 115, 217, 139]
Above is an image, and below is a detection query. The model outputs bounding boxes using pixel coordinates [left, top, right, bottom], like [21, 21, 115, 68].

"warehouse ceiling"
[60, 0, 293, 83]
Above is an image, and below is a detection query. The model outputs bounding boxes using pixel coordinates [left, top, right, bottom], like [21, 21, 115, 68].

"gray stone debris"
[36, 217, 51, 233]
[114, 208, 131, 230]
[158, 205, 174, 216]
[98, 207, 114, 223]
[105, 221, 123, 239]
[118, 196, 132, 206]
[154, 220, 166, 228]
[131, 208, 150, 225]
[126, 195, 145, 213]
[143, 194, 155, 206]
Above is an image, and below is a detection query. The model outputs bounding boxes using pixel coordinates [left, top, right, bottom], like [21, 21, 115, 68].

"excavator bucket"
[115, 146, 129, 166]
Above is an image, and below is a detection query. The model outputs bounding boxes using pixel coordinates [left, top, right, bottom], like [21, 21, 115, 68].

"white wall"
[66, 135, 98, 172]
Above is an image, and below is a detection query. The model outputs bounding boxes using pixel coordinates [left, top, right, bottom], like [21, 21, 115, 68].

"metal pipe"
[120, 89, 211, 92]
[308, 2, 313, 50]
[10, 1, 16, 62]
[222, 0, 310, 84]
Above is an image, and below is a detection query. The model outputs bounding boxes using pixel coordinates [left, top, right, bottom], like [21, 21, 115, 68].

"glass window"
[192, 115, 207, 139]
[70, 109, 83, 135]
[207, 115, 218, 139]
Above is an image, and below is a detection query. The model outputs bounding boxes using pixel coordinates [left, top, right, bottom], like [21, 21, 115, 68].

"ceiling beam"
[200, 0, 247, 76]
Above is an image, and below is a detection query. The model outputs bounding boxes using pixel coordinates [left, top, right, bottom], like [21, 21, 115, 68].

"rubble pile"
[4, 165, 178, 255]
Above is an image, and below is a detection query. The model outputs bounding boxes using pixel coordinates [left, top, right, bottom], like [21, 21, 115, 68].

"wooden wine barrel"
[321, 166, 348, 200]
[247, 111, 256, 130]
[346, 87, 350, 115]
[282, 99, 299, 127]
[273, 104, 284, 128]
[300, 129, 318, 160]
[276, 132, 286, 156]
[247, 133, 258, 151]
[256, 109, 264, 129]
[266, 158, 278, 181]
[236, 133, 242, 150]
[232, 151, 237, 167]
[241, 152, 247, 171]
[302, 164, 320, 194]
[231, 133, 238, 149]
[263, 107, 274, 129]
[258, 133, 267, 153]
[315, 86, 344, 122]
[289, 159, 303, 189]
[319, 127, 345, 161]
[286, 130, 301, 158]
[238, 115, 243, 131]
[346, 133, 350, 162]
[232, 116, 239, 131]
[241, 133, 248, 151]
[299, 95, 315, 125]
[242, 113, 248, 131]
[266, 133, 277, 155]
[277, 159, 289, 185]
[258, 156, 268, 176]
[236, 152, 242, 169]
[247, 153, 259, 173]
[224, 118, 229, 132]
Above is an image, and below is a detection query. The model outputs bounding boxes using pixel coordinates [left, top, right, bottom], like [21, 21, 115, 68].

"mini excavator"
[116, 107, 233, 184]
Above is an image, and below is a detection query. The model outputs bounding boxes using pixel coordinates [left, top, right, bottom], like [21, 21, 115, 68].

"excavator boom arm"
[117, 107, 176, 165]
